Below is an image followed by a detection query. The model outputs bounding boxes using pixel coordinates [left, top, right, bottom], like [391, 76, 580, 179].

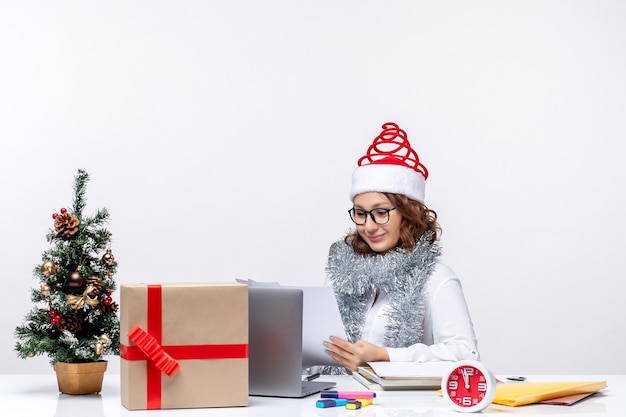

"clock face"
[442, 361, 496, 412]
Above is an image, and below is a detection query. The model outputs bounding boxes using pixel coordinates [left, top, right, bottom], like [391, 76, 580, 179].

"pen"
[346, 398, 373, 410]
[320, 390, 376, 399]
[316, 399, 349, 408]
[305, 372, 320, 381]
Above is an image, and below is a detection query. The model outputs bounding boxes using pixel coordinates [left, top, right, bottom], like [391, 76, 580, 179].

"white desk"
[0, 374, 623, 416]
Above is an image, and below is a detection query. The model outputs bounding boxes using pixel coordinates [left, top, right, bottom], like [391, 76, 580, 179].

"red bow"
[127, 326, 180, 376]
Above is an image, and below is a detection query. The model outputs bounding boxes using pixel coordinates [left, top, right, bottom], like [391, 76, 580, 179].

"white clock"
[442, 360, 497, 413]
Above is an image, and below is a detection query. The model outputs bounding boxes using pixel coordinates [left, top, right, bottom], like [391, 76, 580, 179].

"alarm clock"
[442, 360, 497, 413]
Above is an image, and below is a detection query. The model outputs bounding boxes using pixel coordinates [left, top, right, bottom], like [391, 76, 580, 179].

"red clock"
[442, 360, 497, 413]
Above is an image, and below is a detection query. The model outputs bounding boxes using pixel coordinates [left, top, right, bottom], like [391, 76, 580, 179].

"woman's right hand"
[323, 336, 389, 371]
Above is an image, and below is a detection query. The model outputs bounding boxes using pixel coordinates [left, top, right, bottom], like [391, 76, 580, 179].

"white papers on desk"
[368, 361, 453, 378]
[355, 361, 453, 390]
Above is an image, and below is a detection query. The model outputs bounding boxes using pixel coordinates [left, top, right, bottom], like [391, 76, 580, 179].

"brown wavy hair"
[345, 193, 440, 256]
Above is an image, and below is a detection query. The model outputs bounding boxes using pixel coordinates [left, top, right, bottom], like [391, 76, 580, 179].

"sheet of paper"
[368, 361, 453, 378]
[237, 279, 347, 366]
[539, 392, 598, 406]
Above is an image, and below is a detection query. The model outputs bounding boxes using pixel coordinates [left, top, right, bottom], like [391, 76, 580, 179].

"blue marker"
[316, 398, 349, 408]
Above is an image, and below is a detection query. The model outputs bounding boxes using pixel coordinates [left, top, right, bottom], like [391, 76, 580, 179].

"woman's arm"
[386, 264, 479, 362]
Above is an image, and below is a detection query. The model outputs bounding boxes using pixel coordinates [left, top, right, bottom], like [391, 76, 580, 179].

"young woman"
[323, 122, 479, 372]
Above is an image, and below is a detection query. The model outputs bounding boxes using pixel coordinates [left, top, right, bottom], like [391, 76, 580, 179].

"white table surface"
[0, 374, 623, 416]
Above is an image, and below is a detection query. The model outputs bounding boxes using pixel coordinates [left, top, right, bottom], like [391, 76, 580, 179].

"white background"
[1, 1, 624, 376]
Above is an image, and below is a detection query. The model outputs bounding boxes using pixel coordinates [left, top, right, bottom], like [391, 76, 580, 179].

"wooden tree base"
[53, 361, 108, 395]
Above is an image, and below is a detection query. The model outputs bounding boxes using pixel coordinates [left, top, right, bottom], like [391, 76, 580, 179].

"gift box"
[120, 282, 248, 410]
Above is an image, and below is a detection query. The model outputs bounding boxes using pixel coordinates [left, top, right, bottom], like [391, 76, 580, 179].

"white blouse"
[359, 262, 479, 362]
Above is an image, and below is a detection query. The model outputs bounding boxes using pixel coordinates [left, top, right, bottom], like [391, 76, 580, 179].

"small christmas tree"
[15, 169, 120, 365]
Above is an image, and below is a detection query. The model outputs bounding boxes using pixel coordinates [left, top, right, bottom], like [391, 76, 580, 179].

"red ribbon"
[120, 284, 248, 409]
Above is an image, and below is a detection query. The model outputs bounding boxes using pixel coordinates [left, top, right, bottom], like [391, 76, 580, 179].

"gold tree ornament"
[41, 261, 58, 276]
[40, 284, 51, 298]
[102, 248, 116, 281]
[94, 333, 111, 355]
[102, 249, 115, 266]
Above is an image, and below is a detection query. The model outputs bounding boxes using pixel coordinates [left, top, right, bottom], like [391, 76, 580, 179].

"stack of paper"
[355, 361, 452, 390]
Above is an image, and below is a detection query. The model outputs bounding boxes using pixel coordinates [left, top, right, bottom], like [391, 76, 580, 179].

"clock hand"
[462, 368, 470, 389]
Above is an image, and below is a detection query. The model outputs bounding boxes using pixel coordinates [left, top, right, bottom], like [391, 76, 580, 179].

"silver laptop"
[247, 286, 338, 397]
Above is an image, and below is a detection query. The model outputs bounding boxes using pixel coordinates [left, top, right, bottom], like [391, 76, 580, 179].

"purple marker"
[320, 390, 376, 399]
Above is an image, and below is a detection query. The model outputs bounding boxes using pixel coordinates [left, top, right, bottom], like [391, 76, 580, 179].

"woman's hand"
[323, 336, 389, 371]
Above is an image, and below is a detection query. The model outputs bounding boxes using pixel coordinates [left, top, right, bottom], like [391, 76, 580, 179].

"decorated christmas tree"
[15, 169, 120, 365]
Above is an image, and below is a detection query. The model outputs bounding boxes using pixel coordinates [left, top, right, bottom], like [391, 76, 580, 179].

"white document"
[299, 285, 347, 366]
[237, 279, 347, 367]
[368, 361, 453, 378]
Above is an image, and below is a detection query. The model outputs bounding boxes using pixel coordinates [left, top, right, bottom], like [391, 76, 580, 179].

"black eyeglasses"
[348, 207, 396, 225]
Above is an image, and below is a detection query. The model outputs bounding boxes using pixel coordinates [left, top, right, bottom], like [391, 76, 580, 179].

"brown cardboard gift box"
[120, 282, 248, 410]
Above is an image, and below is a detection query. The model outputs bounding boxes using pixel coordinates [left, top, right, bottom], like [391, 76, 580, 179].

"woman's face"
[353, 192, 402, 254]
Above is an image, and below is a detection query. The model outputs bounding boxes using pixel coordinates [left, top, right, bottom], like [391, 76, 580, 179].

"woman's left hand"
[323, 336, 389, 371]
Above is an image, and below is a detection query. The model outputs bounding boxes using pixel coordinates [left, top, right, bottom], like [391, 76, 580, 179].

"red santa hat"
[350, 122, 428, 203]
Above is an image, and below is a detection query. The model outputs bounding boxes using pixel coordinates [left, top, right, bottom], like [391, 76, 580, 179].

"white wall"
[2, 1, 625, 375]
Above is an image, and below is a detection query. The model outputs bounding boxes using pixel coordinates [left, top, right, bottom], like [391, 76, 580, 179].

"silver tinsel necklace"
[326, 232, 441, 349]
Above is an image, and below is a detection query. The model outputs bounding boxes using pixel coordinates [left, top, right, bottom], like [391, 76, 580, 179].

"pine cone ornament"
[54, 213, 80, 239]
[85, 276, 103, 295]
[58, 313, 83, 334]
[99, 300, 119, 315]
